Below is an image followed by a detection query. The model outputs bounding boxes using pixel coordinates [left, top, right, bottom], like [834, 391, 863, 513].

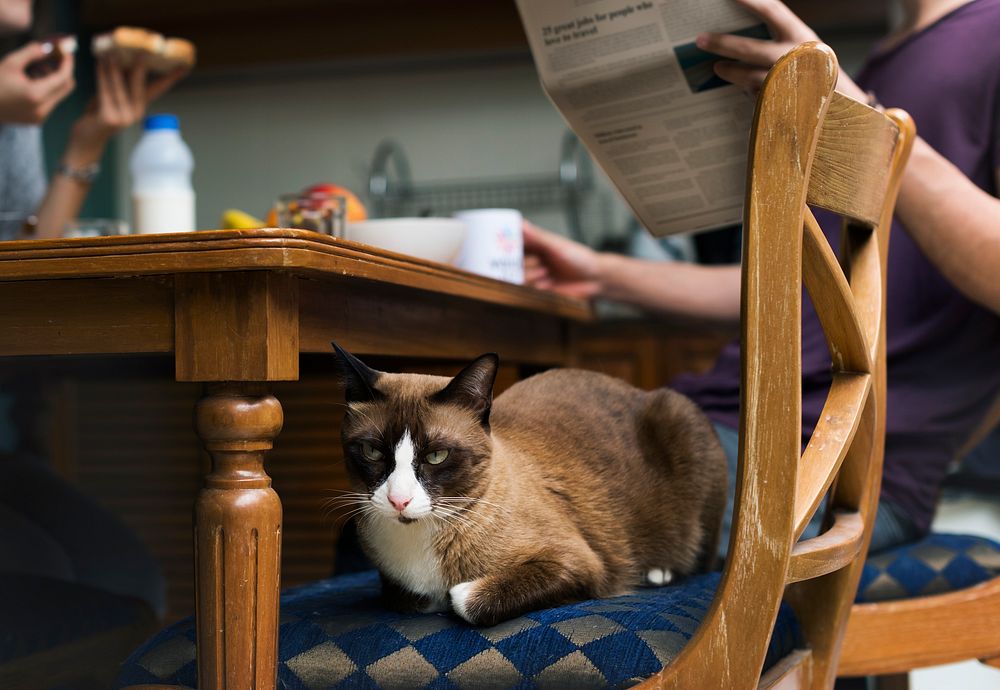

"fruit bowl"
[344, 218, 466, 264]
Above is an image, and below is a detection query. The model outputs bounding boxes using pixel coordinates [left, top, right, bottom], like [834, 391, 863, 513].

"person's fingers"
[128, 53, 148, 112]
[522, 220, 567, 256]
[521, 220, 547, 244]
[105, 57, 130, 115]
[524, 263, 551, 285]
[144, 67, 187, 103]
[98, 58, 130, 127]
[524, 254, 545, 270]
[29, 45, 74, 93]
[729, 0, 815, 40]
[713, 61, 769, 92]
[29, 51, 76, 117]
[95, 58, 111, 108]
[7, 41, 49, 69]
[551, 281, 600, 300]
[696, 32, 789, 67]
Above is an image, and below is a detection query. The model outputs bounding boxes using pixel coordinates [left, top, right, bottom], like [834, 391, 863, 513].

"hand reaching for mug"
[523, 220, 605, 300]
[0, 41, 75, 124]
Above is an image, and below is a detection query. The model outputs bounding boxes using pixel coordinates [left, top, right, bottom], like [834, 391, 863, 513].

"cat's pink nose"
[388, 495, 412, 512]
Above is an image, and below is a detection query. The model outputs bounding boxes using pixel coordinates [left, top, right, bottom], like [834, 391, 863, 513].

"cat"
[332, 343, 727, 627]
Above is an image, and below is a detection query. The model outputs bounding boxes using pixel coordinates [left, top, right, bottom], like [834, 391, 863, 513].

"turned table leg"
[194, 383, 283, 690]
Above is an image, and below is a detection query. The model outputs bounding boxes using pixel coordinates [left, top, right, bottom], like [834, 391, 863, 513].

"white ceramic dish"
[345, 218, 466, 264]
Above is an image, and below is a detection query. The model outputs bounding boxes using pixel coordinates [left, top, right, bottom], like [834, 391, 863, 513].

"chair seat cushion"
[118, 571, 802, 689]
[856, 533, 1000, 603]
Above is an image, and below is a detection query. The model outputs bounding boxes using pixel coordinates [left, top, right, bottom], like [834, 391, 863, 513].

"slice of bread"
[92, 26, 195, 73]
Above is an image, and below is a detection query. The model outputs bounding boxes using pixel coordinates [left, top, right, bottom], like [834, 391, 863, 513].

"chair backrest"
[647, 43, 915, 689]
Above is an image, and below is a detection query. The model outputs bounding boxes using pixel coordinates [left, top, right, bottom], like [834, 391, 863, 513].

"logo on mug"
[453, 209, 524, 284]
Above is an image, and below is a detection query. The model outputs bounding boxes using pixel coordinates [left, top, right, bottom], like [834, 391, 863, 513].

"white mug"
[452, 208, 524, 284]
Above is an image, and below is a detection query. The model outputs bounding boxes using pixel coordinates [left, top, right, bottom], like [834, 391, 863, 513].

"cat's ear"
[432, 353, 499, 428]
[331, 341, 384, 403]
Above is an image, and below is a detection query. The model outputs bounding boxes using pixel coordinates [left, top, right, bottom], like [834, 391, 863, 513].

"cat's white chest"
[362, 517, 447, 598]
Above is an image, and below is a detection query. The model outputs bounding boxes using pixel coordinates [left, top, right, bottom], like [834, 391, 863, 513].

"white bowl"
[345, 218, 466, 264]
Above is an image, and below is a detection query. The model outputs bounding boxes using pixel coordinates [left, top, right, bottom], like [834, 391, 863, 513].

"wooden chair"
[643, 41, 914, 689]
[114, 42, 914, 690]
[838, 399, 1000, 687]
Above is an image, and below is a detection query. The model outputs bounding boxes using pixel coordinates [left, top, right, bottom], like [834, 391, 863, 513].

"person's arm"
[524, 221, 742, 326]
[892, 141, 1000, 312]
[697, 0, 1000, 314]
[32, 55, 186, 239]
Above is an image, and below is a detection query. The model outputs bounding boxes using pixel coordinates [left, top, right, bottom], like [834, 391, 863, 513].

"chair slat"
[841, 577, 1000, 676]
[794, 372, 871, 537]
[803, 210, 871, 374]
[808, 93, 900, 226]
[757, 650, 814, 690]
[841, 222, 883, 364]
[787, 511, 865, 584]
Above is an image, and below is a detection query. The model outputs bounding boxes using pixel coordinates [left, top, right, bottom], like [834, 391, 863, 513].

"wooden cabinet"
[571, 318, 733, 390]
[78, 0, 888, 70]
[80, 0, 532, 69]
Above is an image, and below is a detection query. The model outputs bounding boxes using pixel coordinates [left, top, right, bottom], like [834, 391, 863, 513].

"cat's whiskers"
[322, 496, 371, 508]
[436, 495, 510, 512]
[434, 496, 513, 525]
[431, 502, 493, 533]
[330, 504, 378, 527]
[321, 493, 371, 508]
[431, 508, 478, 533]
[321, 493, 375, 524]
[322, 501, 369, 518]
[430, 502, 479, 528]
[324, 494, 369, 502]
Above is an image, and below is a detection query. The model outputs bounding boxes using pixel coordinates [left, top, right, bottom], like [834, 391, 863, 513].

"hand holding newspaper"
[515, 0, 769, 236]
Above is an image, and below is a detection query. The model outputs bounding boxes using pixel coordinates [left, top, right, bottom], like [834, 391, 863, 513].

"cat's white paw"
[646, 568, 673, 586]
[449, 581, 478, 623]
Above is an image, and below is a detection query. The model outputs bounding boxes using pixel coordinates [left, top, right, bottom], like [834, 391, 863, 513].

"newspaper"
[515, 0, 768, 237]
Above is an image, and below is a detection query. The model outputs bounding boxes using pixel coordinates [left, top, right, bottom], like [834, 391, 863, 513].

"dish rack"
[366, 131, 597, 242]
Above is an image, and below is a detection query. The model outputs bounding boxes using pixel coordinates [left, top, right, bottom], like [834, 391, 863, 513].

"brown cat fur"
[333, 344, 727, 627]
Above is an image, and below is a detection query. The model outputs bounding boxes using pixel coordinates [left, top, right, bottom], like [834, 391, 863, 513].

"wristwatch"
[56, 161, 101, 184]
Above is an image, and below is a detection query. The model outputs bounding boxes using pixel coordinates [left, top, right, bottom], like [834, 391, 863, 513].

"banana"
[222, 209, 265, 229]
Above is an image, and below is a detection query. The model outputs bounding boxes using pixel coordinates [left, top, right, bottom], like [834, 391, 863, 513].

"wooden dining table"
[0, 228, 591, 689]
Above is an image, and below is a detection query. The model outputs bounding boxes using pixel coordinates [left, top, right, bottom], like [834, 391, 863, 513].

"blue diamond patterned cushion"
[117, 571, 802, 689]
[856, 533, 1000, 603]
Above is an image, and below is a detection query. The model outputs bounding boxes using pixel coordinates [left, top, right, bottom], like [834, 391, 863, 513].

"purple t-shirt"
[674, 0, 1000, 533]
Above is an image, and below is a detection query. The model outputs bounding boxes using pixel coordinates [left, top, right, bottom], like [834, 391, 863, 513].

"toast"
[92, 26, 195, 73]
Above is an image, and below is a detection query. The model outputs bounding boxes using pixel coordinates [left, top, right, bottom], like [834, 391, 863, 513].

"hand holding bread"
[67, 27, 194, 160]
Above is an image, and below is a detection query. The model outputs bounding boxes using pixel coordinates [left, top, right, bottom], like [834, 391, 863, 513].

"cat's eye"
[360, 441, 383, 462]
[425, 449, 449, 465]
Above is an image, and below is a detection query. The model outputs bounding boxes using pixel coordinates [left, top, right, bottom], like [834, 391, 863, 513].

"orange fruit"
[303, 183, 367, 222]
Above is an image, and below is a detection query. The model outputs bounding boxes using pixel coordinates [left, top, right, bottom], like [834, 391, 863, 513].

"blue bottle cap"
[144, 114, 179, 131]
